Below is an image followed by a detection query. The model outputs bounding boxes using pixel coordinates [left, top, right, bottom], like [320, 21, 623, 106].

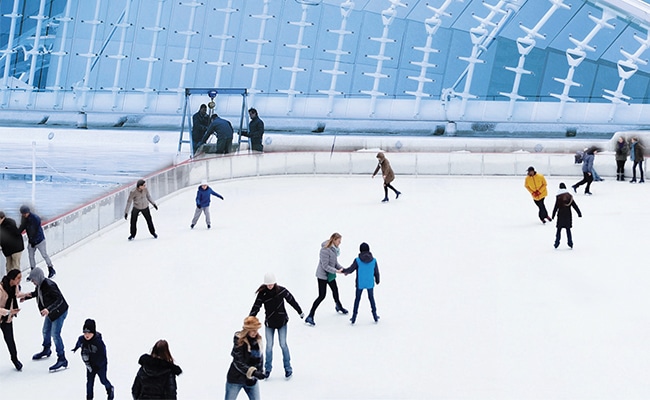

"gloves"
[153, 204, 158, 210]
[253, 370, 266, 380]
[299, 313, 305, 319]
[196, 204, 201, 208]
[218, 195, 224, 200]
[124, 213, 128, 220]
[71, 347, 78, 353]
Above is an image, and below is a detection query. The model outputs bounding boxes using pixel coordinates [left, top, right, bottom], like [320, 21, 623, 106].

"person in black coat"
[225, 316, 266, 400]
[242, 108, 265, 152]
[22, 266, 69, 371]
[72, 319, 114, 400]
[1, 269, 24, 370]
[551, 183, 582, 249]
[132, 339, 182, 400]
[0, 211, 25, 273]
[191, 104, 210, 155]
[249, 273, 303, 379]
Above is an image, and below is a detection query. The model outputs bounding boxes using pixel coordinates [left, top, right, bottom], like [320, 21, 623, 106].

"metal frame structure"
[178, 87, 249, 156]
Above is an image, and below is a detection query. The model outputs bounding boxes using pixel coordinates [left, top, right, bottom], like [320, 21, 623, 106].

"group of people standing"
[191, 105, 265, 155]
[615, 135, 645, 183]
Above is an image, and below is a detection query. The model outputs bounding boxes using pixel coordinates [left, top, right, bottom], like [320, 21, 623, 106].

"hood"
[138, 354, 182, 376]
[28, 267, 45, 286]
[358, 251, 374, 263]
[557, 189, 569, 195]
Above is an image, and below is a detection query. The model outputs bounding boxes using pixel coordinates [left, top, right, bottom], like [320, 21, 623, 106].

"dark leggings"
[308, 278, 342, 318]
[534, 198, 549, 222]
[616, 160, 626, 175]
[555, 227, 573, 247]
[1, 321, 18, 361]
[87, 364, 113, 399]
[632, 160, 644, 181]
[130, 207, 156, 237]
[383, 183, 399, 198]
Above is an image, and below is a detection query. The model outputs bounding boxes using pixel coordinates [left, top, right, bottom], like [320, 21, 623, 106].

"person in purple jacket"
[190, 180, 224, 229]
[343, 242, 380, 324]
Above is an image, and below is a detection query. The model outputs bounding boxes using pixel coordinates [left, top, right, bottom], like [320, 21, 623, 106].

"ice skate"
[32, 346, 51, 360]
[49, 356, 68, 372]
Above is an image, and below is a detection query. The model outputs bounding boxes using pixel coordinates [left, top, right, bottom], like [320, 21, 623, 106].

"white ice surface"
[2, 175, 650, 399]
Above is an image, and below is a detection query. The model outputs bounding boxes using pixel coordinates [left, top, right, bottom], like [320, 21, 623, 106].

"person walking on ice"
[551, 183, 582, 249]
[524, 166, 551, 224]
[191, 180, 224, 229]
[124, 179, 159, 241]
[249, 273, 303, 379]
[343, 242, 380, 324]
[372, 152, 401, 202]
[18, 206, 55, 278]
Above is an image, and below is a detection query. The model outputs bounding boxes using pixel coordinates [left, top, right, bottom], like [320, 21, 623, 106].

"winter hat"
[559, 183, 566, 189]
[83, 318, 96, 334]
[526, 166, 535, 172]
[27, 267, 45, 285]
[201, 179, 208, 186]
[263, 272, 276, 285]
[359, 242, 370, 253]
[19, 205, 30, 214]
[243, 316, 262, 331]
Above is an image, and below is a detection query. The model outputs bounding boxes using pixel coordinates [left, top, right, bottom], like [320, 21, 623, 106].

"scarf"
[1, 278, 17, 322]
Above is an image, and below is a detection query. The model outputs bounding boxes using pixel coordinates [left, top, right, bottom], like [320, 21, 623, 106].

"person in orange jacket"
[524, 166, 551, 224]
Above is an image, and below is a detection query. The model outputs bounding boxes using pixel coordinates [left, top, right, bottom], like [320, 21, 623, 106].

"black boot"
[107, 386, 115, 400]
[32, 346, 51, 360]
[48, 266, 56, 278]
[11, 357, 23, 371]
[49, 355, 68, 371]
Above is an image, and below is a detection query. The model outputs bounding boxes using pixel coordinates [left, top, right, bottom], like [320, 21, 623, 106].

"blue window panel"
[600, 23, 650, 74]
[590, 62, 623, 103]
[273, 6, 320, 60]
[499, 0, 575, 50]
[541, 50, 600, 102]
[312, 58, 356, 96]
[353, 9, 407, 70]
[404, 0, 470, 29]
[313, 5, 364, 63]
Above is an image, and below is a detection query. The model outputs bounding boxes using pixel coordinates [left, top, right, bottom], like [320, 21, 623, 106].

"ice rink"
[2, 174, 650, 399]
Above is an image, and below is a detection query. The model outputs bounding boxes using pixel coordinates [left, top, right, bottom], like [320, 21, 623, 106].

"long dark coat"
[552, 190, 582, 228]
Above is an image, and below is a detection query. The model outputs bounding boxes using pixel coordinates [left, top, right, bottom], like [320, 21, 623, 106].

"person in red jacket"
[524, 166, 551, 224]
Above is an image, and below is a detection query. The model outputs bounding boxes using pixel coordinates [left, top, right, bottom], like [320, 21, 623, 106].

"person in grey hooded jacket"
[305, 233, 347, 326]
[572, 146, 596, 195]
[22, 267, 69, 371]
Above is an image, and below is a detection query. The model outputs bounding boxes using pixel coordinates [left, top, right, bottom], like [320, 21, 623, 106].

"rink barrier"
[24, 150, 643, 267]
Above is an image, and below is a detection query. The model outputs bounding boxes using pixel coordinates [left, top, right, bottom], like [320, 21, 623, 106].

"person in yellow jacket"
[524, 166, 551, 224]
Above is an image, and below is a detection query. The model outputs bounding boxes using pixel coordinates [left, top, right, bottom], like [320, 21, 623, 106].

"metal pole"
[32, 141, 36, 206]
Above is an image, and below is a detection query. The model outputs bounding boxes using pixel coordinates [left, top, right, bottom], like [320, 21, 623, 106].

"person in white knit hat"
[190, 180, 224, 229]
[248, 272, 303, 380]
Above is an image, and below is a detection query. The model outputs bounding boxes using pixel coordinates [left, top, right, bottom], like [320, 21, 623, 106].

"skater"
[18, 206, 55, 278]
[124, 179, 159, 240]
[190, 180, 224, 229]
[1, 269, 24, 370]
[524, 166, 551, 224]
[614, 136, 629, 181]
[202, 113, 234, 154]
[72, 319, 114, 400]
[372, 152, 401, 202]
[629, 137, 645, 183]
[192, 104, 210, 154]
[551, 183, 582, 249]
[132, 339, 182, 400]
[305, 232, 348, 326]
[343, 242, 380, 324]
[242, 108, 265, 152]
[572, 146, 596, 195]
[225, 316, 266, 400]
[0, 211, 25, 273]
[249, 273, 303, 379]
[22, 267, 69, 371]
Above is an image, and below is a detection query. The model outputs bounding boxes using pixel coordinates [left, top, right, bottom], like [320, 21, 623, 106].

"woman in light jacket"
[0, 269, 24, 370]
[305, 233, 347, 326]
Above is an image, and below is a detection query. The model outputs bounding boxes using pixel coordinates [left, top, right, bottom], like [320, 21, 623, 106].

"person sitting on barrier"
[201, 113, 234, 154]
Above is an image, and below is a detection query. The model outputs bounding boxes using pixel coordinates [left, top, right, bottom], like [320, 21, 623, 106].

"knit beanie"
[263, 273, 276, 285]
[243, 316, 262, 331]
[359, 242, 370, 253]
[559, 183, 566, 189]
[20, 205, 30, 214]
[83, 318, 96, 334]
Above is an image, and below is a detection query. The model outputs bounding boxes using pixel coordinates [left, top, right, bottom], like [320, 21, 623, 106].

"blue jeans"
[265, 325, 291, 374]
[352, 288, 377, 318]
[87, 364, 112, 399]
[42, 309, 67, 357]
[225, 381, 260, 400]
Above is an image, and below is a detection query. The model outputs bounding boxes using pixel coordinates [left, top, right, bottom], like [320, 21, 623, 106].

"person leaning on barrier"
[202, 113, 234, 154]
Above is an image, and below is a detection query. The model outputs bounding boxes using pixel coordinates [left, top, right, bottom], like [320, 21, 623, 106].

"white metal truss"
[207, 0, 239, 88]
[26, 0, 49, 103]
[500, 0, 570, 120]
[134, 0, 166, 111]
[47, 0, 74, 109]
[278, 3, 315, 115]
[406, 0, 460, 118]
[243, 0, 274, 104]
[170, 1, 203, 101]
[0, 0, 22, 107]
[550, 9, 614, 120]
[318, 0, 355, 116]
[361, 0, 407, 117]
[75, 0, 104, 111]
[105, 0, 133, 110]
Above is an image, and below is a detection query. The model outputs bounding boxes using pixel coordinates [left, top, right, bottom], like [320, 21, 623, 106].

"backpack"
[574, 150, 584, 164]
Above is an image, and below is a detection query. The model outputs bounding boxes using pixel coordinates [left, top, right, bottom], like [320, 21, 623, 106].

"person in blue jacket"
[343, 242, 380, 324]
[190, 180, 224, 229]
[72, 319, 114, 400]
[572, 146, 596, 195]
[18, 206, 55, 278]
[202, 113, 234, 154]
